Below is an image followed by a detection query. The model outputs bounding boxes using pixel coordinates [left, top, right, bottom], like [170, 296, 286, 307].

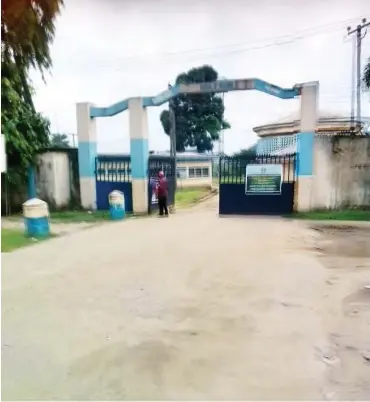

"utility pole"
[350, 34, 356, 132]
[219, 92, 225, 155]
[168, 84, 177, 189]
[219, 76, 228, 155]
[347, 18, 370, 128]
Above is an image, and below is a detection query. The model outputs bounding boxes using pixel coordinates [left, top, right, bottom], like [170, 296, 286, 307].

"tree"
[1, 58, 50, 185]
[50, 133, 71, 148]
[233, 145, 257, 159]
[2, 0, 64, 109]
[364, 58, 370, 90]
[1, 0, 63, 185]
[160, 65, 230, 153]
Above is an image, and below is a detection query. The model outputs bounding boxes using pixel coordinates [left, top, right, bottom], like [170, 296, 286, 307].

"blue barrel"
[23, 198, 50, 238]
[109, 190, 125, 220]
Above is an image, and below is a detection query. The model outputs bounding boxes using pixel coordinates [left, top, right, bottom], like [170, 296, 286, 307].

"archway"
[76, 79, 318, 213]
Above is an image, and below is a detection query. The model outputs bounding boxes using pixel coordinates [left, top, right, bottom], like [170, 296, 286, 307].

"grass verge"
[175, 187, 212, 208]
[1, 228, 54, 253]
[293, 210, 370, 221]
[48, 210, 111, 223]
[4, 188, 213, 225]
[5, 210, 129, 224]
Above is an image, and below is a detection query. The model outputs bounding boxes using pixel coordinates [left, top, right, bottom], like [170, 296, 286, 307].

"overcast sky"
[32, 0, 370, 154]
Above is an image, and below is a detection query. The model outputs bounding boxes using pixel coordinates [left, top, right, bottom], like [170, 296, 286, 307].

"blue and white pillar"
[129, 97, 149, 214]
[296, 81, 319, 211]
[76, 102, 97, 210]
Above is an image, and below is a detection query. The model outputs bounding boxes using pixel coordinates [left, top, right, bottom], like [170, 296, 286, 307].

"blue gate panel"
[219, 183, 294, 215]
[219, 154, 296, 216]
[96, 181, 133, 212]
[95, 156, 133, 212]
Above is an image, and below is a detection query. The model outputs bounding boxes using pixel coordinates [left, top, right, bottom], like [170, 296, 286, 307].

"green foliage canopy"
[160, 65, 230, 153]
[50, 133, 71, 148]
[1, 60, 50, 184]
[1, 0, 64, 183]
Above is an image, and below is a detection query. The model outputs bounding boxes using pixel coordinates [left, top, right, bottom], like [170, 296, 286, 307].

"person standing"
[156, 170, 169, 217]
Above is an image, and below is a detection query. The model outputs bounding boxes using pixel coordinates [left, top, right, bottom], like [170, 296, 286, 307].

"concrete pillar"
[129, 97, 149, 214]
[296, 82, 319, 211]
[27, 166, 37, 199]
[76, 102, 97, 210]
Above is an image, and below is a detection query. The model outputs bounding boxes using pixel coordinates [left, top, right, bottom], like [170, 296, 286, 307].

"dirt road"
[2, 197, 370, 400]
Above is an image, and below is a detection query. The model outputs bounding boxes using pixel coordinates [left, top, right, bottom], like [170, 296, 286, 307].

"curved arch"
[89, 78, 300, 118]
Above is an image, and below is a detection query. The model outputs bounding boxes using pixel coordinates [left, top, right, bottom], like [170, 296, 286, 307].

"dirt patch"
[310, 225, 370, 259]
[2, 201, 370, 400]
[306, 222, 370, 400]
[1, 199, 330, 400]
[342, 288, 370, 317]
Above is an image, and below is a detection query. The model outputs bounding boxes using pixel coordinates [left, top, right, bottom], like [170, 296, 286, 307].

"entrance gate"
[148, 156, 175, 214]
[78, 80, 318, 213]
[219, 154, 296, 215]
[95, 155, 133, 211]
[95, 154, 176, 214]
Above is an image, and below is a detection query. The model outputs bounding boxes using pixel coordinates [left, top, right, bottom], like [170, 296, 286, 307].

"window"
[202, 167, 209, 177]
[188, 166, 210, 178]
[176, 167, 187, 179]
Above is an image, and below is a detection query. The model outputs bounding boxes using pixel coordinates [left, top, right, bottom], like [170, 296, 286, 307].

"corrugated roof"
[153, 151, 211, 158]
[98, 151, 212, 161]
[261, 110, 352, 126]
[253, 111, 370, 135]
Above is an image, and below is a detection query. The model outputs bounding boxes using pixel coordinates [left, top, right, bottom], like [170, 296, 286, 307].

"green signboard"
[245, 164, 282, 195]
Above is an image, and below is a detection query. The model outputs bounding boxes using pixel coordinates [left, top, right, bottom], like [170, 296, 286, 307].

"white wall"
[36, 153, 214, 209]
[311, 137, 370, 209]
[37, 152, 71, 208]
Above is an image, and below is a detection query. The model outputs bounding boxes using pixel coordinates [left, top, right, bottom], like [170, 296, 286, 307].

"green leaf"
[1, 58, 50, 182]
[1, 0, 61, 182]
[160, 65, 231, 153]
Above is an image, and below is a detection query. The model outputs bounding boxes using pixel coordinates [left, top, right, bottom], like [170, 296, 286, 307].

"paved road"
[2, 198, 331, 400]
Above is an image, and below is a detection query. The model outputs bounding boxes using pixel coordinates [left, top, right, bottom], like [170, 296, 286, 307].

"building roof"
[260, 110, 348, 126]
[152, 151, 212, 159]
[98, 151, 213, 162]
[253, 110, 369, 137]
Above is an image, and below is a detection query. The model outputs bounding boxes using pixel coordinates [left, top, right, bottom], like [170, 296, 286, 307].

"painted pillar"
[27, 166, 37, 199]
[76, 102, 97, 210]
[296, 82, 319, 211]
[129, 97, 149, 214]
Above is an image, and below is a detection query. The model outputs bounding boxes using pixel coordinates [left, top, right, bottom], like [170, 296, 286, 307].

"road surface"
[2, 197, 369, 400]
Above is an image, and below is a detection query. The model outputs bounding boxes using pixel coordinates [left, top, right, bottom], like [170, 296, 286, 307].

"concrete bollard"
[109, 190, 125, 220]
[23, 198, 50, 238]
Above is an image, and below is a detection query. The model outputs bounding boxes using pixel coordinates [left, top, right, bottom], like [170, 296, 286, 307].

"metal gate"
[219, 154, 296, 215]
[95, 155, 133, 212]
[148, 155, 175, 214]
